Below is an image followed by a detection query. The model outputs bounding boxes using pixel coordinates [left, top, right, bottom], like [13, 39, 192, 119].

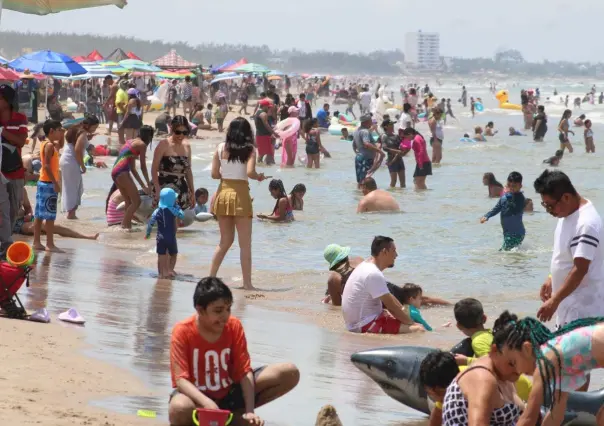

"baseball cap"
[381, 119, 395, 128]
[127, 88, 139, 96]
[0, 85, 16, 105]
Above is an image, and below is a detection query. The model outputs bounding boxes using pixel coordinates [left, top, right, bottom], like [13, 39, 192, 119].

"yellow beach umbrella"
[0, 0, 126, 22]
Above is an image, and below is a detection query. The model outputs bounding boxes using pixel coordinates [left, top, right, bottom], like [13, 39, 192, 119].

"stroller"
[0, 262, 30, 319]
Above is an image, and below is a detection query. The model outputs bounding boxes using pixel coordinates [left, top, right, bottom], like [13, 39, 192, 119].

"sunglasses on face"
[541, 199, 561, 212]
[173, 130, 189, 136]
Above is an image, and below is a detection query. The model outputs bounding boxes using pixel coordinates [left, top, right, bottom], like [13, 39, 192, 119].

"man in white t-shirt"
[397, 102, 414, 132]
[341, 236, 422, 334]
[535, 170, 604, 333]
[358, 89, 372, 115]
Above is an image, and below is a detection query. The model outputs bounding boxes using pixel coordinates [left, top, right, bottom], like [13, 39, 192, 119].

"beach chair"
[0, 262, 30, 320]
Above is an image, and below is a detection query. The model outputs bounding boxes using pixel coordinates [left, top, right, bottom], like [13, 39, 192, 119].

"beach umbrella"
[97, 61, 128, 74]
[268, 70, 286, 76]
[9, 50, 86, 76]
[211, 72, 242, 83]
[118, 59, 161, 73]
[1, 0, 126, 14]
[0, 67, 19, 81]
[233, 63, 270, 74]
[211, 60, 235, 73]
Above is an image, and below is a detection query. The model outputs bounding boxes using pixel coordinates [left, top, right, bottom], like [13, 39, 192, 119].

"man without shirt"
[356, 177, 399, 213]
[535, 169, 604, 391]
[341, 236, 425, 334]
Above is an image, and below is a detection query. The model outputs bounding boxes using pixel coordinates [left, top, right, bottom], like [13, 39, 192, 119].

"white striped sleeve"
[570, 224, 600, 261]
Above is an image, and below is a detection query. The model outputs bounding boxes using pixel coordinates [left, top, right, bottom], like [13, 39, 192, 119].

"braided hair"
[269, 179, 288, 214]
[493, 311, 604, 410]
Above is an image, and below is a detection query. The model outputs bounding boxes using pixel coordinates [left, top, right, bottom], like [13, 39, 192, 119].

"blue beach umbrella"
[9, 50, 87, 76]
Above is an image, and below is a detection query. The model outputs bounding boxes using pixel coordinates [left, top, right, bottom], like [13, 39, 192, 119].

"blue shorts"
[157, 238, 178, 255]
[35, 181, 58, 221]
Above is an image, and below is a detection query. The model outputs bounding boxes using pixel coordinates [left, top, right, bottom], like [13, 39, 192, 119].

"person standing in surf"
[352, 114, 383, 189]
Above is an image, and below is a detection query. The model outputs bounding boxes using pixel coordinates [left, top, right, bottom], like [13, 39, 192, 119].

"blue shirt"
[409, 305, 432, 331]
[146, 206, 184, 243]
[317, 109, 329, 128]
[484, 191, 526, 236]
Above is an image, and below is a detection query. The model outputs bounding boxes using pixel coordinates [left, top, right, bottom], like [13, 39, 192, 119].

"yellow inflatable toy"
[495, 90, 522, 110]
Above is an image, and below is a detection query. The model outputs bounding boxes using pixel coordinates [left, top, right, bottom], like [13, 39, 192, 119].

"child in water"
[401, 283, 433, 331]
[482, 172, 504, 198]
[543, 149, 563, 166]
[584, 119, 595, 153]
[508, 127, 524, 136]
[146, 188, 184, 279]
[257, 179, 294, 222]
[480, 171, 525, 251]
[473, 126, 487, 142]
[340, 128, 353, 141]
[194, 187, 209, 214]
[288, 183, 306, 211]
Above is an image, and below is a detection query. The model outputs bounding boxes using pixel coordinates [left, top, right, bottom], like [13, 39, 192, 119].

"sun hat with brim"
[324, 244, 351, 270]
[159, 187, 178, 209]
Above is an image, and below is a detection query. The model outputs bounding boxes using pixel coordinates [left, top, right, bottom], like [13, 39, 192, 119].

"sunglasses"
[541, 199, 561, 212]
[173, 130, 189, 136]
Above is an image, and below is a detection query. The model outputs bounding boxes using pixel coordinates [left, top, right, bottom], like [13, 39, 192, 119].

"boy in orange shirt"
[168, 277, 299, 426]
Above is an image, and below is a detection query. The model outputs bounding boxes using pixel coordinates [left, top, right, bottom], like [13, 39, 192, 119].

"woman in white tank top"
[209, 117, 266, 290]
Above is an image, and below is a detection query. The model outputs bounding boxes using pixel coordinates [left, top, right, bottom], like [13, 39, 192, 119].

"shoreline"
[0, 319, 160, 426]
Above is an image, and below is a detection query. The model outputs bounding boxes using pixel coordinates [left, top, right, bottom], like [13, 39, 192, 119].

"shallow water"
[19, 79, 604, 424]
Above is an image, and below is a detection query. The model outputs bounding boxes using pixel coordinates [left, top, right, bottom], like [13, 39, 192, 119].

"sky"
[2, 0, 601, 62]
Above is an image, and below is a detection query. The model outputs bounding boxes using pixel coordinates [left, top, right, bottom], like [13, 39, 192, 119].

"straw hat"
[19, 69, 35, 80]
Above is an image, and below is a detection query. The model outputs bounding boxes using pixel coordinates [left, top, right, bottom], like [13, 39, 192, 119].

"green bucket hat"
[323, 244, 351, 270]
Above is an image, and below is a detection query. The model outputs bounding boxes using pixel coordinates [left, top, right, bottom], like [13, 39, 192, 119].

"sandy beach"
[0, 320, 159, 426]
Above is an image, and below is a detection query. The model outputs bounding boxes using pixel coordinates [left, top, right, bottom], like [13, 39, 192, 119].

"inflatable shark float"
[116, 195, 214, 228]
[351, 345, 603, 426]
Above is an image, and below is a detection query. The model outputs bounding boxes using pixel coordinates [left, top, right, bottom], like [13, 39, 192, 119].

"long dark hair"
[269, 179, 288, 213]
[402, 126, 427, 142]
[290, 183, 306, 196]
[493, 311, 604, 411]
[105, 182, 118, 213]
[139, 125, 154, 145]
[224, 117, 254, 163]
[171, 115, 191, 133]
[483, 172, 502, 188]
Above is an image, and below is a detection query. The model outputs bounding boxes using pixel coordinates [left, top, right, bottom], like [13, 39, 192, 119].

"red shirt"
[170, 315, 252, 401]
[0, 111, 27, 179]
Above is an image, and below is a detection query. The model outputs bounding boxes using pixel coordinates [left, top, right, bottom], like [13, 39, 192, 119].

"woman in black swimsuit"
[558, 109, 574, 153]
[151, 115, 195, 209]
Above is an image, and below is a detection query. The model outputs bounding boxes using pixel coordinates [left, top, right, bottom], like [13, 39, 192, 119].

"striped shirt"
[551, 199, 604, 326]
[1, 111, 28, 180]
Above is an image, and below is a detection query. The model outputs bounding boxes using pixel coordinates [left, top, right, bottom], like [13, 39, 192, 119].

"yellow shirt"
[115, 89, 128, 114]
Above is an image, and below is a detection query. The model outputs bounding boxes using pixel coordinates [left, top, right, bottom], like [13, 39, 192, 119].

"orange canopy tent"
[126, 51, 141, 60]
[86, 49, 104, 61]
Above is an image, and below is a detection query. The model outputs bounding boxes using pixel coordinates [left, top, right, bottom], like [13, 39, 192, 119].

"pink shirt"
[407, 135, 430, 168]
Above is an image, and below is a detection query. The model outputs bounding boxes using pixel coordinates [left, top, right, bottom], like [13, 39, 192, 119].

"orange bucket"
[192, 408, 233, 426]
[6, 241, 34, 267]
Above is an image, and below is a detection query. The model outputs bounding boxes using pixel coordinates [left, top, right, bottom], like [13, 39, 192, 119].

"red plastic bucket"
[192, 408, 233, 426]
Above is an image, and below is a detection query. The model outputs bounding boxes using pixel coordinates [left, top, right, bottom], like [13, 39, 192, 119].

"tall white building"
[405, 31, 441, 70]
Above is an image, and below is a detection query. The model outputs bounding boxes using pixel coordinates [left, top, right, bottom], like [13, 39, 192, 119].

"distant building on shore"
[405, 30, 440, 70]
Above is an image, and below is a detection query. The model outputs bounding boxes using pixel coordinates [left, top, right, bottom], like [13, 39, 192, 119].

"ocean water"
[19, 78, 604, 425]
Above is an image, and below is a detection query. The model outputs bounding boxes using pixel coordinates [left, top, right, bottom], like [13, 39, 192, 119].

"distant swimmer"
[584, 119, 595, 153]
[574, 114, 586, 127]
[543, 149, 564, 167]
[356, 177, 400, 213]
[508, 127, 524, 136]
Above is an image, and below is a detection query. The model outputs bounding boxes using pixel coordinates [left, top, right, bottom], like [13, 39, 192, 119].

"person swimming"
[543, 149, 564, 166]
[257, 179, 294, 222]
[484, 121, 498, 136]
[474, 126, 487, 142]
[288, 183, 306, 211]
[508, 127, 524, 136]
[483, 172, 504, 198]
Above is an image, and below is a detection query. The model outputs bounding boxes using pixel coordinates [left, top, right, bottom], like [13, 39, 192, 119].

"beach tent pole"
[0, 0, 4, 26]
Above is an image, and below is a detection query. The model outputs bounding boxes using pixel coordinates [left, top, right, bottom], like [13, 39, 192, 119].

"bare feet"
[87, 233, 100, 240]
[169, 270, 176, 278]
[243, 285, 258, 291]
[67, 214, 78, 220]
[33, 244, 46, 251]
[45, 245, 64, 253]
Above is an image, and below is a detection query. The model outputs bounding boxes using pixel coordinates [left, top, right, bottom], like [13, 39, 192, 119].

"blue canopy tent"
[211, 60, 236, 74]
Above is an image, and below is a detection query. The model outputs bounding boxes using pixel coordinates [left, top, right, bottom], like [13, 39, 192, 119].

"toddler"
[146, 188, 184, 279]
[194, 187, 209, 214]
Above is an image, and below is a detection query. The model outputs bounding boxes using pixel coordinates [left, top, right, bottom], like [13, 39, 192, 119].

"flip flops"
[57, 308, 85, 325]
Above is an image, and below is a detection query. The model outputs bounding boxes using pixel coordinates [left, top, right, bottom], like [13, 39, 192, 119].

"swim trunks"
[361, 311, 406, 334]
[34, 181, 58, 221]
[501, 233, 524, 251]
